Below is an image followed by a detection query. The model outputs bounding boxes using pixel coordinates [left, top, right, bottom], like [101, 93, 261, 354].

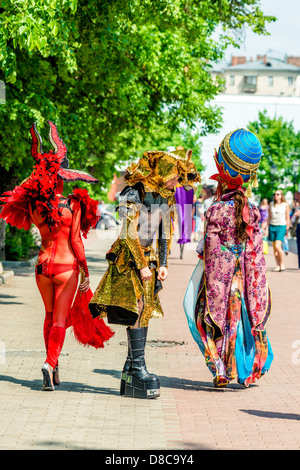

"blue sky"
[200, 0, 300, 182]
[225, 0, 300, 59]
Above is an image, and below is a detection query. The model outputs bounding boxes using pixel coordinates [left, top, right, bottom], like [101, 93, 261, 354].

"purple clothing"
[204, 191, 270, 336]
[175, 187, 194, 244]
[259, 207, 269, 223]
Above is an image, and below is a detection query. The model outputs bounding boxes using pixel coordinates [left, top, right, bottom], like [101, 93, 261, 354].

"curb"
[0, 255, 37, 285]
[0, 270, 14, 284]
[1, 255, 38, 268]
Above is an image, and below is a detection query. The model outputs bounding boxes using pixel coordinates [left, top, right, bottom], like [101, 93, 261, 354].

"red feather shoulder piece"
[0, 185, 32, 230]
[68, 188, 100, 238]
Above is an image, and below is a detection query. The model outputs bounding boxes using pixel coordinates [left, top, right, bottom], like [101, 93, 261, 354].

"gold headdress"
[124, 148, 201, 198]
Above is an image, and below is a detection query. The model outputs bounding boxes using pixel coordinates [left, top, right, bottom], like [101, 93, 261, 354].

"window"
[230, 75, 235, 86]
[288, 76, 294, 86]
[268, 76, 273, 86]
[243, 75, 257, 93]
[244, 76, 257, 85]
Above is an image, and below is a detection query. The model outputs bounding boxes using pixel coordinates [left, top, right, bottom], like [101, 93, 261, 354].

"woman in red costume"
[0, 121, 114, 391]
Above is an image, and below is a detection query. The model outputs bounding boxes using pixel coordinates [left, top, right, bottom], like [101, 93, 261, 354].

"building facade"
[212, 54, 300, 97]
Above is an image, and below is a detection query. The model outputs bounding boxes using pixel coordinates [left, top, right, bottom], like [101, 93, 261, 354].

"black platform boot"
[120, 328, 132, 395]
[123, 327, 160, 399]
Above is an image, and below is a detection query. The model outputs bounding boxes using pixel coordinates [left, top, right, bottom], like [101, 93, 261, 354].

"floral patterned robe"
[204, 192, 270, 336]
[184, 190, 273, 385]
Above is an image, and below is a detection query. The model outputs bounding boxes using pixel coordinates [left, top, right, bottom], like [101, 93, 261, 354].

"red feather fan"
[67, 285, 114, 348]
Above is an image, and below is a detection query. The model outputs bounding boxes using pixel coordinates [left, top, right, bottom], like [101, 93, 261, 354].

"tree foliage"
[0, 0, 276, 197]
[248, 110, 300, 201]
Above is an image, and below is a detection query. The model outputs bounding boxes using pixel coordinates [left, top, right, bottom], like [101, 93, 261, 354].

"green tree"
[248, 110, 300, 201]
[0, 1, 276, 191]
[0, 1, 276, 258]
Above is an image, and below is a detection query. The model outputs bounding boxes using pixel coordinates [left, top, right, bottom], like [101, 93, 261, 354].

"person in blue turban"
[183, 128, 273, 389]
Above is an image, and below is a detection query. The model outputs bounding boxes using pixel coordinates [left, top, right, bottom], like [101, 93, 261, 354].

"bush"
[5, 225, 39, 261]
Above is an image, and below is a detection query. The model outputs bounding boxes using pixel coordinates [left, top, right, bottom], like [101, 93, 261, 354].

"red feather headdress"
[0, 121, 98, 230]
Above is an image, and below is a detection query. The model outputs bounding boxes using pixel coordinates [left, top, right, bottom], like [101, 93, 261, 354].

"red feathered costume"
[0, 121, 114, 388]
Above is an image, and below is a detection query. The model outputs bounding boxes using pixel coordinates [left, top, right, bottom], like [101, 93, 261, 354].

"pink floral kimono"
[184, 190, 273, 387]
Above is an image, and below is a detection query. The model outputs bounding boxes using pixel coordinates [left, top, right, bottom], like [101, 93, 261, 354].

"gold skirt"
[88, 239, 164, 327]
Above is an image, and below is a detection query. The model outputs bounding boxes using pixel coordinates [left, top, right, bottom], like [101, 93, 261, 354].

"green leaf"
[18, 25, 27, 35]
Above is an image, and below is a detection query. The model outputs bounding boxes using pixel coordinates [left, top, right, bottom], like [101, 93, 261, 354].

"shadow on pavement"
[94, 368, 247, 393]
[169, 441, 214, 450]
[1, 368, 253, 396]
[0, 293, 24, 305]
[34, 440, 91, 449]
[168, 262, 197, 267]
[94, 368, 121, 380]
[266, 267, 299, 273]
[85, 255, 107, 263]
[0, 374, 120, 396]
[159, 375, 250, 392]
[241, 409, 300, 420]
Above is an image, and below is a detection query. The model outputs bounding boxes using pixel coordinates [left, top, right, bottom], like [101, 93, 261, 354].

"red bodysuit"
[0, 121, 114, 383]
[29, 195, 89, 369]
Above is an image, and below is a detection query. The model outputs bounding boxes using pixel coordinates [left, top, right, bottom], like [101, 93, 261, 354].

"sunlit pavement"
[0, 227, 300, 450]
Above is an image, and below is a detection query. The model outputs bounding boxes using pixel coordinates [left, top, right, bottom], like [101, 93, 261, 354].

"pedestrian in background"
[291, 205, 300, 268]
[259, 198, 269, 234]
[97, 200, 117, 229]
[192, 193, 204, 241]
[267, 189, 290, 271]
[290, 200, 300, 238]
[203, 185, 216, 215]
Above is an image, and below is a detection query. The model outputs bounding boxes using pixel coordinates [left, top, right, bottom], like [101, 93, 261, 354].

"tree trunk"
[0, 167, 19, 261]
[0, 218, 6, 261]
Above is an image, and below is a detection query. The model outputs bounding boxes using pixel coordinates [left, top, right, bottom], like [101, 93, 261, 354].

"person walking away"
[0, 122, 114, 391]
[192, 194, 204, 242]
[267, 190, 290, 271]
[183, 128, 273, 389]
[203, 186, 216, 216]
[259, 198, 269, 234]
[97, 201, 118, 229]
[175, 185, 194, 259]
[89, 148, 201, 399]
[291, 205, 300, 268]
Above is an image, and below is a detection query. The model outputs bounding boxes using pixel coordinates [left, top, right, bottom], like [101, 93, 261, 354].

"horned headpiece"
[0, 122, 98, 231]
[30, 121, 98, 184]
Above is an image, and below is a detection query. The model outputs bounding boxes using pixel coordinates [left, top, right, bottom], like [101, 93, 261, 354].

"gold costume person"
[89, 149, 200, 398]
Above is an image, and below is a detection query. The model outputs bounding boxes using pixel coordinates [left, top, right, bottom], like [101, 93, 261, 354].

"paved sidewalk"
[0, 227, 300, 450]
